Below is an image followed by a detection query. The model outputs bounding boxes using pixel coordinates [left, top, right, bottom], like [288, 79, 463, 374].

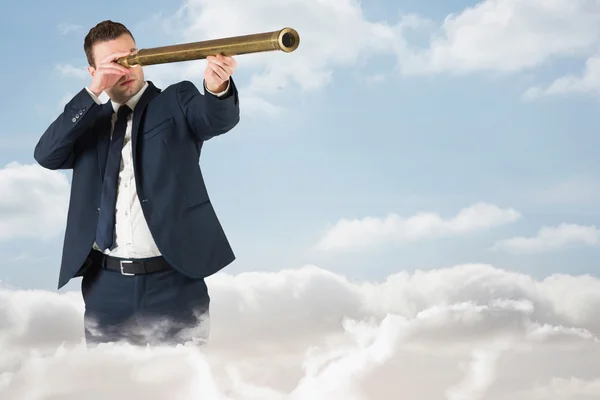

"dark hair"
[84, 20, 134, 67]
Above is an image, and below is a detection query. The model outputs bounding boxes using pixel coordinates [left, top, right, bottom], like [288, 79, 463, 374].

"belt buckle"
[119, 260, 135, 276]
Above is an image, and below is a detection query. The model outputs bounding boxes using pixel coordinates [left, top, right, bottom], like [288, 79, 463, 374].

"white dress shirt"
[85, 79, 229, 259]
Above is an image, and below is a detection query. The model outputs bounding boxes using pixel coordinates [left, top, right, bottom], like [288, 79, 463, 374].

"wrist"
[206, 80, 228, 93]
[88, 84, 103, 97]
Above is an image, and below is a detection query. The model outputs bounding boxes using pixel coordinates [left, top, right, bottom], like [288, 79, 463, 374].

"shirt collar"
[110, 81, 149, 114]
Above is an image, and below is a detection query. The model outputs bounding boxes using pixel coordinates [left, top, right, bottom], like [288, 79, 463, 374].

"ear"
[87, 65, 95, 77]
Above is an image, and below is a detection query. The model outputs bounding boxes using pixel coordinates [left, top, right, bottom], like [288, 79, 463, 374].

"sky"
[1, 0, 600, 399]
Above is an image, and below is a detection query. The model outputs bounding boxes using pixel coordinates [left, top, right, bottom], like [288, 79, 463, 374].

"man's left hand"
[205, 54, 237, 93]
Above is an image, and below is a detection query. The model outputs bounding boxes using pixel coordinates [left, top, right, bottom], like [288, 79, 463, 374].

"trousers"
[80, 252, 210, 346]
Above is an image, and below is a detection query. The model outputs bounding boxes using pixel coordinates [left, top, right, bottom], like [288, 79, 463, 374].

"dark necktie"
[96, 104, 132, 251]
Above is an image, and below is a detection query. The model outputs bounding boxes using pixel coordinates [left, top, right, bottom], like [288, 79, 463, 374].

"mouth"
[120, 79, 135, 86]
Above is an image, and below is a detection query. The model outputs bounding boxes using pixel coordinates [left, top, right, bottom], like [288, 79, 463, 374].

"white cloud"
[491, 223, 600, 254]
[0, 162, 70, 241]
[315, 203, 520, 251]
[523, 53, 600, 100]
[1, 264, 599, 399]
[399, 0, 600, 76]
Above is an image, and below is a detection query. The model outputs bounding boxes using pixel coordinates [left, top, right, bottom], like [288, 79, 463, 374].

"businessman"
[34, 20, 240, 346]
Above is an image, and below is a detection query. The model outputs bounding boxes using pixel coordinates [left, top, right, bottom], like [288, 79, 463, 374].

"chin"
[122, 83, 141, 95]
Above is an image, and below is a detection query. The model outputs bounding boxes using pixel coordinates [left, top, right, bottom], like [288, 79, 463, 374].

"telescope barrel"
[115, 27, 300, 67]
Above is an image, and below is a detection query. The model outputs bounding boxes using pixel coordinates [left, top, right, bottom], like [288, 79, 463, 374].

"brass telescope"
[115, 27, 300, 67]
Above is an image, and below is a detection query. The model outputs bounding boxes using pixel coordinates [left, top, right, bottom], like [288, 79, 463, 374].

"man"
[33, 20, 240, 346]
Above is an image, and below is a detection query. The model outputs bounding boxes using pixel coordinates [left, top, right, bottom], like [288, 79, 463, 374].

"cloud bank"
[1, 264, 599, 399]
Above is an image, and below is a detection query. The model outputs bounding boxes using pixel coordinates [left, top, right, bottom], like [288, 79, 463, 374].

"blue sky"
[1, 0, 599, 292]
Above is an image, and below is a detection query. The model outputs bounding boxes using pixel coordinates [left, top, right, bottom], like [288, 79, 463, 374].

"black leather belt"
[94, 251, 172, 275]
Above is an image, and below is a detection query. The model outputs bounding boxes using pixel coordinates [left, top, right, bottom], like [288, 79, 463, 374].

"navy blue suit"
[34, 79, 240, 344]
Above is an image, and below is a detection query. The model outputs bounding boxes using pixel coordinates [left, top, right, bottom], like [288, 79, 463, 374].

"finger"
[97, 65, 128, 76]
[100, 62, 130, 74]
[98, 64, 128, 73]
[207, 59, 233, 77]
[207, 54, 236, 71]
[100, 50, 131, 64]
[207, 66, 228, 83]
[97, 64, 127, 73]
[208, 63, 230, 81]
[206, 56, 227, 69]
[215, 54, 237, 69]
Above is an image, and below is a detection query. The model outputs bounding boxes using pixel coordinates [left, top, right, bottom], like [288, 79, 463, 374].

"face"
[88, 33, 145, 103]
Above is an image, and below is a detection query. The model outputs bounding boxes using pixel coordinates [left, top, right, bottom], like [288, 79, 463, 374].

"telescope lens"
[282, 32, 296, 49]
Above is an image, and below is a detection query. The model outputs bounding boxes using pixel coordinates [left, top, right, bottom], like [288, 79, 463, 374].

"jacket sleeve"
[176, 78, 241, 142]
[34, 88, 103, 170]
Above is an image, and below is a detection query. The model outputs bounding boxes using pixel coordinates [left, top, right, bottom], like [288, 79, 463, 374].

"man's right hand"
[88, 51, 132, 96]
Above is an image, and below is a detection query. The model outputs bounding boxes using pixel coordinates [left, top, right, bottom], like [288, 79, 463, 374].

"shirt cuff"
[204, 80, 230, 97]
[85, 87, 103, 105]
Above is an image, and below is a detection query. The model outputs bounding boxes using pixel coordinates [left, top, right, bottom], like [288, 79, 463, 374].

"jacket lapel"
[96, 102, 114, 181]
[131, 81, 161, 163]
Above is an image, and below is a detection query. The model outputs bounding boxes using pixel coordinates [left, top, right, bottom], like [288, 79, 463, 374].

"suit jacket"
[34, 79, 240, 289]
